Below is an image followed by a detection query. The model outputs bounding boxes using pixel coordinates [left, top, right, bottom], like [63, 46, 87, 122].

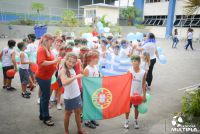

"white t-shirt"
[188, 32, 193, 39]
[63, 69, 80, 99]
[73, 47, 80, 55]
[119, 47, 131, 59]
[142, 42, 157, 60]
[51, 49, 59, 58]
[25, 42, 37, 63]
[1, 47, 14, 67]
[129, 68, 145, 95]
[140, 59, 149, 73]
[19, 51, 29, 69]
[85, 65, 99, 77]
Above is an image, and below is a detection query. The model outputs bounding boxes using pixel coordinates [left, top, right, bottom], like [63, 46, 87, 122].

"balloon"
[97, 21, 103, 28]
[159, 55, 167, 64]
[0, 62, 2, 71]
[127, 33, 137, 41]
[136, 32, 144, 41]
[6, 69, 16, 77]
[104, 27, 110, 33]
[138, 102, 148, 114]
[99, 27, 104, 34]
[51, 81, 59, 90]
[146, 93, 152, 104]
[30, 64, 38, 73]
[51, 75, 57, 84]
[157, 47, 163, 55]
[130, 93, 143, 105]
[15, 56, 20, 62]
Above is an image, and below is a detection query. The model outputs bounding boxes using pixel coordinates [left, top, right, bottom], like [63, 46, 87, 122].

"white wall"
[145, 26, 200, 40]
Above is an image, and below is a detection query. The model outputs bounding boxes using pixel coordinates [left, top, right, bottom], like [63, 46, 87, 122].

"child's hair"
[59, 45, 65, 51]
[74, 38, 81, 46]
[28, 34, 36, 42]
[120, 39, 127, 45]
[65, 45, 73, 52]
[143, 52, 150, 66]
[8, 40, 16, 48]
[131, 55, 141, 63]
[17, 42, 25, 51]
[83, 51, 99, 69]
[64, 52, 78, 77]
[22, 38, 29, 43]
[40, 34, 54, 47]
[67, 41, 75, 47]
[81, 38, 88, 45]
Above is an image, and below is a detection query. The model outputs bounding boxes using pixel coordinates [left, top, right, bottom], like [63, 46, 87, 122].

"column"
[165, 0, 176, 38]
[134, 0, 144, 24]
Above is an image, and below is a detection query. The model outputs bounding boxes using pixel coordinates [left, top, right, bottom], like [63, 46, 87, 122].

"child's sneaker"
[21, 92, 30, 99]
[134, 120, 139, 129]
[56, 103, 62, 110]
[124, 120, 129, 129]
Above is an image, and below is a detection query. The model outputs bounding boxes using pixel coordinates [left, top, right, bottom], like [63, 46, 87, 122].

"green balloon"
[0, 62, 2, 71]
[146, 93, 152, 104]
[15, 56, 20, 62]
[51, 75, 57, 84]
[138, 102, 148, 114]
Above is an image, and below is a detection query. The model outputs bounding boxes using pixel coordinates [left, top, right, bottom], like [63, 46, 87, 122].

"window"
[86, 10, 96, 18]
[143, 15, 167, 26]
[146, 0, 161, 3]
[174, 15, 200, 27]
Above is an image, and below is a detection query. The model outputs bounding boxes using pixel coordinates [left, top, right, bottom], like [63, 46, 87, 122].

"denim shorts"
[64, 95, 82, 111]
[19, 68, 29, 85]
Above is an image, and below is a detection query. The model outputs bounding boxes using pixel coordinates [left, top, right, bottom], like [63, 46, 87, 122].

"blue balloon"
[99, 27, 104, 34]
[159, 55, 167, 64]
[127, 33, 137, 41]
[157, 47, 163, 55]
[97, 21, 103, 28]
[82, 33, 88, 39]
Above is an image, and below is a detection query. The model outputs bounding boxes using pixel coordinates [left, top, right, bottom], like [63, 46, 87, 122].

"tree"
[121, 7, 142, 26]
[184, 0, 200, 14]
[61, 9, 79, 28]
[31, 2, 45, 14]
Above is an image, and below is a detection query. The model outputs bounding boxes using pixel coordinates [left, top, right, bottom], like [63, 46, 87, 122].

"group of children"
[0, 31, 153, 134]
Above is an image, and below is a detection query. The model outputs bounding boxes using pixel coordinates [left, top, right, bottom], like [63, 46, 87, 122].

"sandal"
[21, 92, 30, 99]
[43, 119, 54, 126]
[25, 91, 31, 95]
[84, 122, 96, 129]
[3, 86, 7, 89]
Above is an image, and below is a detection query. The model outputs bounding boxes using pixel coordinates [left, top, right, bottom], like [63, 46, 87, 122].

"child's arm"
[11, 52, 17, 71]
[0, 51, 2, 61]
[142, 72, 147, 102]
[83, 68, 89, 77]
[20, 53, 32, 64]
[60, 68, 83, 86]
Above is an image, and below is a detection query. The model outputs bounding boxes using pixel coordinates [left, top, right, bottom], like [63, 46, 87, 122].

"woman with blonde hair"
[36, 34, 60, 126]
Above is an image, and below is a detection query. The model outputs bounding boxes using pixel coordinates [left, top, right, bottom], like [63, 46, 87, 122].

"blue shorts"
[64, 95, 82, 111]
[19, 68, 29, 85]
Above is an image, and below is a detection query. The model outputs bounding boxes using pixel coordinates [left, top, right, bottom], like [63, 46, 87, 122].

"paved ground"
[0, 38, 200, 134]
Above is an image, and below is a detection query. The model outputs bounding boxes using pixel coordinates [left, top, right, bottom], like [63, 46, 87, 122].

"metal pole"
[92, 0, 94, 5]
[118, 0, 120, 25]
[78, 0, 80, 19]
[104, 0, 106, 4]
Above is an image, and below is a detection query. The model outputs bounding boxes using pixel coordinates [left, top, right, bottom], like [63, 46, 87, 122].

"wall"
[96, 7, 119, 25]
[145, 26, 200, 40]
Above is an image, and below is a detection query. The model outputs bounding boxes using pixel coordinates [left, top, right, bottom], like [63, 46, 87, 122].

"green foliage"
[99, 15, 110, 27]
[135, 24, 145, 29]
[121, 7, 142, 26]
[181, 88, 200, 126]
[61, 10, 79, 27]
[111, 26, 121, 33]
[31, 2, 45, 14]
[184, 0, 200, 14]
[9, 19, 35, 25]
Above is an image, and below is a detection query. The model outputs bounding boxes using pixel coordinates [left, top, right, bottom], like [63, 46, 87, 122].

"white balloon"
[104, 27, 110, 33]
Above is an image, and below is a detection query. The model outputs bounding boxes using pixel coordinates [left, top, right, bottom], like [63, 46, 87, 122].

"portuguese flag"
[82, 73, 132, 120]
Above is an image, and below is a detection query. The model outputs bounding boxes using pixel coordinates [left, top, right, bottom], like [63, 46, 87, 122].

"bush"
[9, 19, 35, 25]
[136, 24, 145, 29]
[181, 88, 200, 126]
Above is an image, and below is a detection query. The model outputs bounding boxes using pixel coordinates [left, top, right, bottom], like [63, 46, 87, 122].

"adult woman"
[185, 28, 194, 50]
[172, 29, 179, 48]
[136, 33, 159, 90]
[36, 34, 60, 126]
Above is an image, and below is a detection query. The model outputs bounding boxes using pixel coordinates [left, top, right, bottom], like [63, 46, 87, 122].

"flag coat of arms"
[82, 73, 132, 120]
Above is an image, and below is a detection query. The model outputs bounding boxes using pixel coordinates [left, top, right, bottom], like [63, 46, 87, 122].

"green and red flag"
[82, 73, 132, 120]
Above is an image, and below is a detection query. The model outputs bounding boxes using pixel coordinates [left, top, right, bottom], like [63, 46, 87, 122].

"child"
[18, 42, 33, 98]
[124, 55, 146, 129]
[83, 51, 100, 129]
[140, 52, 150, 73]
[73, 38, 81, 55]
[60, 53, 85, 134]
[172, 29, 179, 48]
[0, 40, 17, 90]
[185, 28, 194, 50]
[119, 40, 132, 58]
